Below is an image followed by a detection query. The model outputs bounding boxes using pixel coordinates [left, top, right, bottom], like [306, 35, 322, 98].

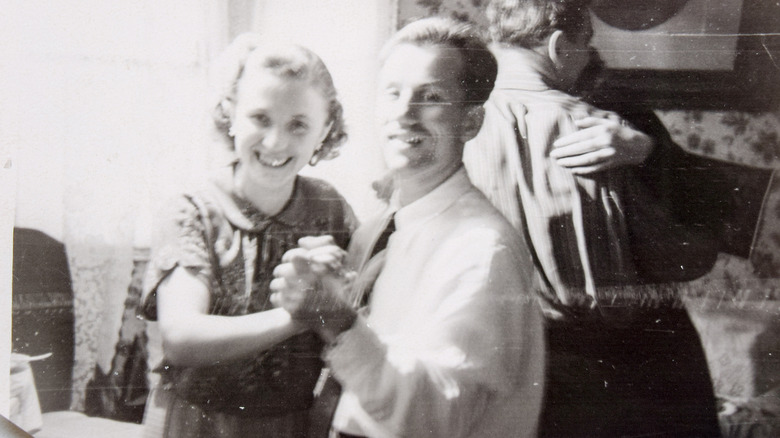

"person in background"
[139, 35, 356, 438]
[271, 17, 546, 438]
[465, 0, 723, 436]
[573, 49, 775, 270]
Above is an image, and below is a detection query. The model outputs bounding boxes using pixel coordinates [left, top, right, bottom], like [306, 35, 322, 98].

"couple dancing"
[142, 1, 732, 437]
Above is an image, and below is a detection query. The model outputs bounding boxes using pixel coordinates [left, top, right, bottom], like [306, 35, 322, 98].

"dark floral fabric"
[142, 166, 355, 421]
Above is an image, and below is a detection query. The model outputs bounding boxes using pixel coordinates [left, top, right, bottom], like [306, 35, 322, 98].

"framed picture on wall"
[394, 0, 780, 110]
[589, 0, 779, 110]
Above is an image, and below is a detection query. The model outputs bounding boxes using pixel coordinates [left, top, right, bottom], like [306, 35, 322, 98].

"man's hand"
[270, 244, 357, 342]
[550, 116, 654, 175]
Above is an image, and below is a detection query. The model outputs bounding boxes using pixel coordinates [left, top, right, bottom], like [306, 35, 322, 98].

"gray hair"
[487, 0, 592, 48]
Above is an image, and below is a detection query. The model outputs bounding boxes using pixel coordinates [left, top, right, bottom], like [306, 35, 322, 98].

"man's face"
[377, 43, 471, 186]
[556, 15, 594, 90]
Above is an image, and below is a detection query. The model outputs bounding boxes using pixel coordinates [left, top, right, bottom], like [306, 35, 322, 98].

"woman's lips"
[254, 151, 292, 168]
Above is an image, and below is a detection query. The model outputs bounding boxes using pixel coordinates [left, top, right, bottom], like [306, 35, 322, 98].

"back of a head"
[381, 17, 498, 107]
[487, 0, 591, 48]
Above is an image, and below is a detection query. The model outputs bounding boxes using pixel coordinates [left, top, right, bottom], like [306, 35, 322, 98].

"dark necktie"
[351, 214, 395, 309]
[312, 214, 396, 437]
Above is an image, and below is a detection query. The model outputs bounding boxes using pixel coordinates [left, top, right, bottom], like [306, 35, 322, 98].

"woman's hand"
[156, 267, 306, 367]
[270, 245, 357, 341]
[295, 236, 349, 276]
[550, 116, 654, 175]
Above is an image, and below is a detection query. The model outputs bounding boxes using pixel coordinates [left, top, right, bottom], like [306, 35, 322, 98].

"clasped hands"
[270, 235, 358, 342]
[550, 115, 654, 175]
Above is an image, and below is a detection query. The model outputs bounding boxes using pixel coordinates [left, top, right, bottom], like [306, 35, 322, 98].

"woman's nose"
[262, 127, 286, 151]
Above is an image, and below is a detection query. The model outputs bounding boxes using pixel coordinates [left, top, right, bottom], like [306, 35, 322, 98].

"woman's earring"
[228, 125, 236, 138]
[309, 148, 322, 166]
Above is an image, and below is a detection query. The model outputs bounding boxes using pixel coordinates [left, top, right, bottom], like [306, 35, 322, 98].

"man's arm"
[550, 115, 655, 174]
[272, 238, 542, 437]
[327, 242, 538, 437]
[619, 109, 774, 259]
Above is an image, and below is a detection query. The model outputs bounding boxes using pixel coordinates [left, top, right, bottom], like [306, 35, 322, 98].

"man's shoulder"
[448, 187, 522, 243]
[490, 86, 597, 115]
[433, 188, 531, 275]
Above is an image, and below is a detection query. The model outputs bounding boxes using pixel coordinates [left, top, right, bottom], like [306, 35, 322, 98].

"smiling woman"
[135, 37, 358, 438]
[5, 3, 393, 435]
[221, 40, 342, 215]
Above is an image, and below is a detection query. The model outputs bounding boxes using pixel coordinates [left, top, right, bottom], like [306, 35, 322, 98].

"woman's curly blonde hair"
[211, 34, 347, 163]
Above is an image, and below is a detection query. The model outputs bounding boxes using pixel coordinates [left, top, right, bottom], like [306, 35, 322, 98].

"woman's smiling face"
[230, 66, 330, 191]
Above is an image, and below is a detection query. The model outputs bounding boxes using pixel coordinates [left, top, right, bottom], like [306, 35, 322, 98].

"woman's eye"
[289, 120, 309, 135]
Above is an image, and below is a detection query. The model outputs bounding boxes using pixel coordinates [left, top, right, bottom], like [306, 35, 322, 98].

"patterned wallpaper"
[658, 110, 780, 168]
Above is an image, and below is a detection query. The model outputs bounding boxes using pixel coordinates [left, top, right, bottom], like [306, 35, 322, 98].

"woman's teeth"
[254, 151, 291, 168]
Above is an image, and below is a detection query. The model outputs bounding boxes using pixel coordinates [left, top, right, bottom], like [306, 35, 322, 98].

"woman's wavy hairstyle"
[380, 17, 497, 107]
[211, 33, 347, 163]
[487, 0, 592, 48]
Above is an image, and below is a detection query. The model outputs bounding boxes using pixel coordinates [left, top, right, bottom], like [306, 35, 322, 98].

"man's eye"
[254, 114, 271, 127]
[422, 91, 443, 103]
[384, 88, 400, 100]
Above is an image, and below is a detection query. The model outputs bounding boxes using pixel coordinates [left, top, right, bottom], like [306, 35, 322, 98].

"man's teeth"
[393, 136, 422, 145]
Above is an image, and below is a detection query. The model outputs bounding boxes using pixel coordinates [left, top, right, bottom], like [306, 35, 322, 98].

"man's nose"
[386, 92, 419, 125]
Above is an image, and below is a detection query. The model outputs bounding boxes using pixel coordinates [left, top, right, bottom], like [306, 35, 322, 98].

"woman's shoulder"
[292, 176, 357, 244]
[293, 176, 353, 216]
[151, 174, 234, 240]
[296, 175, 345, 199]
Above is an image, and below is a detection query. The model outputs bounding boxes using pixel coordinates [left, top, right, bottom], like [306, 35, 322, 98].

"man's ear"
[460, 105, 485, 143]
[547, 29, 566, 67]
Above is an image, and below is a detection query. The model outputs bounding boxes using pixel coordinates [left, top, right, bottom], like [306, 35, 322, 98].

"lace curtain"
[4, 0, 235, 409]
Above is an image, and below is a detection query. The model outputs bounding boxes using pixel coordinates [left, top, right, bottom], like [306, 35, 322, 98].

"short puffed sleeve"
[140, 194, 216, 320]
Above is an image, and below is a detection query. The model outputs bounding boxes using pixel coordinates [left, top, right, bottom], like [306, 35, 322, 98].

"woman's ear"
[460, 105, 485, 143]
[318, 121, 333, 144]
[309, 121, 333, 166]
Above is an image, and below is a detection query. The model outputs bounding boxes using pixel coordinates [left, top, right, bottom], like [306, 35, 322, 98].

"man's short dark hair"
[381, 17, 498, 107]
[487, 0, 592, 48]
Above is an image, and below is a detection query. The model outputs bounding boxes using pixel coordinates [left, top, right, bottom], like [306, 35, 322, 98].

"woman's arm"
[156, 266, 305, 367]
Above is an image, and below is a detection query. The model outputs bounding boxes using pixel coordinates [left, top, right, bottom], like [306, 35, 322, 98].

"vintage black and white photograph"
[3, 0, 779, 437]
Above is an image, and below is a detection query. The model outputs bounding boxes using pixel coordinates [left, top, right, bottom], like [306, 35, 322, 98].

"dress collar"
[393, 167, 472, 231]
[206, 164, 302, 232]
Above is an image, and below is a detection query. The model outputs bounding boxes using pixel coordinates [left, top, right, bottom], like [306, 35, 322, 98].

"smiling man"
[271, 17, 545, 438]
